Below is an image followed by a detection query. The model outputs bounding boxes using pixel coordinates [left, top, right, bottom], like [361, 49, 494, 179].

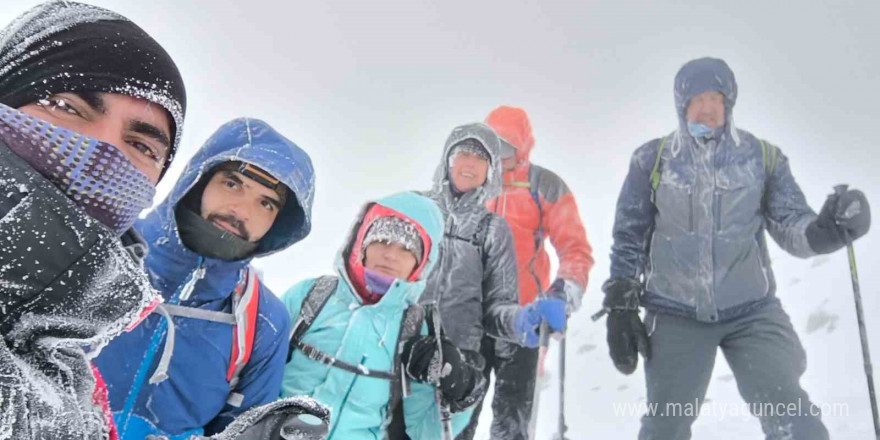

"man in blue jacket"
[95, 118, 316, 439]
[603, 57, 870, 439]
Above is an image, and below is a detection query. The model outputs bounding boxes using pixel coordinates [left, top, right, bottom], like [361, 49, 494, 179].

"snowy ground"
[507, 247, 880, 440]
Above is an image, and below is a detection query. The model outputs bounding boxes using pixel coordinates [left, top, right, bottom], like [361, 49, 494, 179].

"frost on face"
[0, 2, 123, 79]
[0, 1, 185, 158]
[1, 152, 158, 439]
[431, 124, 504, 210]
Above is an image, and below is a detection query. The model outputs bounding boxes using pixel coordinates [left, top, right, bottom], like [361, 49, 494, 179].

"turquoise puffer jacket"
[281, 192, 474, 439]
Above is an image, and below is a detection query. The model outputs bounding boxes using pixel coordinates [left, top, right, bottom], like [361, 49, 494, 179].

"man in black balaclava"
[0, 3, 326, 440]
[0, 2, 186, 439]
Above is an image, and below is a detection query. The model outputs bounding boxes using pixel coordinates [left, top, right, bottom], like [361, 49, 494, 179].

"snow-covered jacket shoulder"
[609, 95, 816, 323]
[422, 123, 521, 353]
[281, 192, 473, 440]
[95, 118, 313, 436]
[1, 140, 156, 440]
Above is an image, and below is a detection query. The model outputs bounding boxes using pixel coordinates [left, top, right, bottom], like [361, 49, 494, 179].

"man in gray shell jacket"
[421, 122, 567, 440]
[603, 57, 870, 439]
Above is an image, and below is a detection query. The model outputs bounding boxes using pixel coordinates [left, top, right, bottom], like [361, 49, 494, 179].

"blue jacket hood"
[673, 57, 738, 134]
[136, 118, 315, 302]
[159, 118, 314, 255]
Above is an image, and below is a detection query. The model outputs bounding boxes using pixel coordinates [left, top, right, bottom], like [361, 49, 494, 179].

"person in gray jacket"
[603, 57, 870, 440]
[421, 122, 567, 440]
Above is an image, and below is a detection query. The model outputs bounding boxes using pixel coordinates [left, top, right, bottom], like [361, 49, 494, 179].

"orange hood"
[485, 105, 535, 166]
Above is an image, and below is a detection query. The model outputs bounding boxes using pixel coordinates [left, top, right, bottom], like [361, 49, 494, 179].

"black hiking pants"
[457, 338, 539, 440]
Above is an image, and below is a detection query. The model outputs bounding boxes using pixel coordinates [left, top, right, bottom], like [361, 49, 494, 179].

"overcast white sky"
[4, 0, 879, 437]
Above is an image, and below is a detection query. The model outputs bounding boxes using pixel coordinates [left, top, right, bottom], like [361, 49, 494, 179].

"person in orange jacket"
[460, 105, 594, 440]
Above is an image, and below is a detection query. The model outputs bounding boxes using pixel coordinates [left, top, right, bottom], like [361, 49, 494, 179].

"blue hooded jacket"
[95, 118, 315, 438]
[609, 57, 817, 323]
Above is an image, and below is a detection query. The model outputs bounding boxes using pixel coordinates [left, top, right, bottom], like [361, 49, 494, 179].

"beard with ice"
[0, 103, 156, 235]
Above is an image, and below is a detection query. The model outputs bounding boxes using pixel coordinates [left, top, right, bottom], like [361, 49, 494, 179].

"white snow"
[2, 0, 878, 438]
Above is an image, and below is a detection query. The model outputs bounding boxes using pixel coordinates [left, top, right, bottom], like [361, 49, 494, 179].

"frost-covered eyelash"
[37, 97, 79, 115]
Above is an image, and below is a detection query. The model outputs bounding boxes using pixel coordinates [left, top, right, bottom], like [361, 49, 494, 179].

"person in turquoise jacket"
[281, 191, 484, 439]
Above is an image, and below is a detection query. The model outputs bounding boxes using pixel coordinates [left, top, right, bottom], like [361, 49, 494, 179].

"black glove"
[401, 335, 477, 405]
[602, 278, 650, 375]
[204, 397, 330, 440]
[806, 188, 871, 254]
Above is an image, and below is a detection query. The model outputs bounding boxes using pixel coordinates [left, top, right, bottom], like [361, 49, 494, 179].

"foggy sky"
[3, 0, 878, 437]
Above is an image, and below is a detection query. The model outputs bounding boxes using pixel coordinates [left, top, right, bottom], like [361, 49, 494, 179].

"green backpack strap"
[650, 136, 778, 199]
[649, 135, 670, 202]
[759, 139, 778, 176]
[759, 139, 778, 211]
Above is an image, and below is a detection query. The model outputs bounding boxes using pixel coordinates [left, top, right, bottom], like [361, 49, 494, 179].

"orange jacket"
[485, 106, 594, 305]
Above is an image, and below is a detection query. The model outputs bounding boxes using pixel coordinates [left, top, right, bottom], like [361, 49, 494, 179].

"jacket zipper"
[688, 187, 694, 232]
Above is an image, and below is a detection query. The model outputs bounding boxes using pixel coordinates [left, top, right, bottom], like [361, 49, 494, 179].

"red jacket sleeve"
[537, 170, 594, 290]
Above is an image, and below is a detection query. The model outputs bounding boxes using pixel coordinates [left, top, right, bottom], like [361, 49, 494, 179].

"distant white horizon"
[3, 0, 878, 437]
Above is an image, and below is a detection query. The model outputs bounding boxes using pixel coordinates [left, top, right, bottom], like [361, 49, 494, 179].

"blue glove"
[513, 296, 568, 348]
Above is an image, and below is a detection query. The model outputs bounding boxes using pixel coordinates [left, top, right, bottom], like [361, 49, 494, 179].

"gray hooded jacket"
[609, 58, 817, 323]
[420, 123, 521, 353]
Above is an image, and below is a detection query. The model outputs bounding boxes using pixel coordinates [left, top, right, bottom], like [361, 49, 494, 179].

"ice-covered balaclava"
[0, 1, 187, 178]
[175, 161, 291, 261]
[0, 103, 156, 234]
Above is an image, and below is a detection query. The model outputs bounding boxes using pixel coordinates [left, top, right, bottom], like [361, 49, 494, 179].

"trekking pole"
[528, 322, 551, 440]
[553, 336, 569, 440]
[428, 304, 455, 440]
[833, 185, 880, 439]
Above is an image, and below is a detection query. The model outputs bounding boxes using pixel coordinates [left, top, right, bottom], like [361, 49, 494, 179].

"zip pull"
[178, 259, 206, 302]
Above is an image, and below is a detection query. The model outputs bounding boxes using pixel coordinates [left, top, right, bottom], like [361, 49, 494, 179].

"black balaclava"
[0, 1, 187, 179]
[175, 162, 291, 261]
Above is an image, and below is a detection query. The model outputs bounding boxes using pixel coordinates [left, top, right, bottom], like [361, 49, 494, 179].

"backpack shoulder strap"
[388, 304, 426, 419]
[759, 139, 779, 212]
[226, 267, 261, 406]
[286, 275, 339, 363]
[473, 212, 495, 250]
[759, 139, 778, 176]
[650, 135, 670, 202]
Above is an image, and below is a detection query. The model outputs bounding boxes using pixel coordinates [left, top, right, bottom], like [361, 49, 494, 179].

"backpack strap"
[285, 276, 424, 391]
[226, 267, 261, 406]
[759, 139, 778, 176]
[759, 139, 778, 211]
[388, 304, 426, 415]
[443, 212, 494, 251]
[650, 135, 670, 203]
[473, 212, 494, 249]
[287, 275, 339, 363]
[148, 267, 262, 408]
[524, 168, 546, 294]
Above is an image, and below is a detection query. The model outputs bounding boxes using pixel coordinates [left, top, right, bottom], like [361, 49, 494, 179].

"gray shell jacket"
[609, 58, 818, 323]
[420, 123, 521, 353]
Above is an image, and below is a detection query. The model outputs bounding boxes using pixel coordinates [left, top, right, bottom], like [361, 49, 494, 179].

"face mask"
[364, 268, 396, 295]
[0, 103, 156, 234]
[175, 206, 259, 261]
[687, 121, 715, 138]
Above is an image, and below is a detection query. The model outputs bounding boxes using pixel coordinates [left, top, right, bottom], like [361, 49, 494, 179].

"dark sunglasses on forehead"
[238, 163, 281, 190]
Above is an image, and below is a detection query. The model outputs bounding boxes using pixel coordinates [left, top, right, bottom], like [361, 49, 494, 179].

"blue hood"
[136, 118, 315, 301]
[673, 57, 738, 136]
